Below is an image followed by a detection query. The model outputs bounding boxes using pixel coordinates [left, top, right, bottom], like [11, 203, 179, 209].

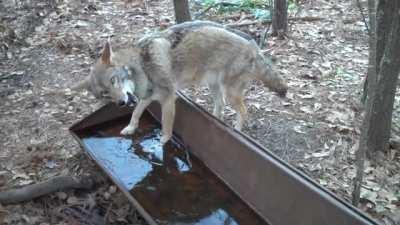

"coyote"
[74, 21, 288, 144]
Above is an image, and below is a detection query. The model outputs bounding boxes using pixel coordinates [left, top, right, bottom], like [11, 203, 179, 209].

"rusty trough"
[70, 93, 378, 225]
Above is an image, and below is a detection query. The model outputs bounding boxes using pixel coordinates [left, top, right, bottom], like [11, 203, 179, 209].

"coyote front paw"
[120, 125, 136, 135]
[234, 122, 243, 131]
[160, 134, 172, 145]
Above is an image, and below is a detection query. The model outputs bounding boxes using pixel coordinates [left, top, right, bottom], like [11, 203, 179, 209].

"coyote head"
[73, 42, 137, 106]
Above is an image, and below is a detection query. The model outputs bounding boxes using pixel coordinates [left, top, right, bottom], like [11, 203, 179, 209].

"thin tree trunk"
[366, 0, 400, 157]
[353, 0, 377, 207]
[173, 0, 191, 24]
[361, 0, 394, 104]
[361, 0, 376, 104]
[374, 0, 394, 74]
[353, 0, 400, 205]
[272, 0, 287, 39]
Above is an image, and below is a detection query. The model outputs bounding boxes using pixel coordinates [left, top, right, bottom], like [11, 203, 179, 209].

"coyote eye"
[110, 76, 117, 85]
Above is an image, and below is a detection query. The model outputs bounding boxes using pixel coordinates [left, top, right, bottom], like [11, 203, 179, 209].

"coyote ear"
[101, 42, 111, 65]
[71, 76, 90, 91]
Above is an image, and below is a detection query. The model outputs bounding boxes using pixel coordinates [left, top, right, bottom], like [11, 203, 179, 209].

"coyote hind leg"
[226, 86, 247, 131]
[209, 83, 225, 119]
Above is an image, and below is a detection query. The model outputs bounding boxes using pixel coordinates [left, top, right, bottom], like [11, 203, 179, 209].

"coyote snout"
[106, 66, 137, 106]
[264, 71, 288, 98]
[254, 53, 288, 98]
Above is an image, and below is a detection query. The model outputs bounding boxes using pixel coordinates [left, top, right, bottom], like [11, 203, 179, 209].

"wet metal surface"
[76, 112, 266, 225]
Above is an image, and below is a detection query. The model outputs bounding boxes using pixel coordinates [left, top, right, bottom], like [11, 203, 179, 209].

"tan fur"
[77, 21, 288, 144]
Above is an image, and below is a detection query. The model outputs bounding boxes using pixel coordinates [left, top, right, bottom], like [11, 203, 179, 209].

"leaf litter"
[0, 0, 399, 224]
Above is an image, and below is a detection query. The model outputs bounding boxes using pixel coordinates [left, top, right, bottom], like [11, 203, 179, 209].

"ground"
[0, 0, 399, 224]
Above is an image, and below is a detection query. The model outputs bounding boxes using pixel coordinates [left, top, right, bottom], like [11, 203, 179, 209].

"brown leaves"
[0, 0, 398, 223]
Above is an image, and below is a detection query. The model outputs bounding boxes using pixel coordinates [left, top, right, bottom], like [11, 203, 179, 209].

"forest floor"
[0, 0, 399, 224]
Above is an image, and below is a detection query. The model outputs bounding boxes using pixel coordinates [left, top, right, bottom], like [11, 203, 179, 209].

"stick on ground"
[0, 175, 95, 204]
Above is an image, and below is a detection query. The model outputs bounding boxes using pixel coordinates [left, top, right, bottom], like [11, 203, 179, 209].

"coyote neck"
[129, 66, 152, 99]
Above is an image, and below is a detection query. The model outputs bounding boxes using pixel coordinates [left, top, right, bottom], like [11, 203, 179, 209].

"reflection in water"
[193, 209, 237, 225]
[172, 209, 238, 225]
[80, 113, 267, 225]
[175, 157, 190, 173]
[83, 137, 152, 190]
[138, 130, 164, 163]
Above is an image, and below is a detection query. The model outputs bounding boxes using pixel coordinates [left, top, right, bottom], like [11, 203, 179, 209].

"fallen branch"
[226, 20, 264, 27]
[261, 38, 290, 54]
[226, 16, 324, 27]
[0, 72, 24, 81]
[194, 2, 240, 19]
[220, 13, 243, 20]
[0, 175, 95, 204]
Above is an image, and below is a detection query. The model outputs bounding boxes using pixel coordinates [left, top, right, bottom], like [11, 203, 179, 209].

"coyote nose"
[277, 88, 287, 98]
[127, 92, 137, 105]
[118, 100, 126, 106]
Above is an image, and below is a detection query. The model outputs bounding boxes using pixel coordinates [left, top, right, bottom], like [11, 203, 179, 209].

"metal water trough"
[70, 93, 378, 225]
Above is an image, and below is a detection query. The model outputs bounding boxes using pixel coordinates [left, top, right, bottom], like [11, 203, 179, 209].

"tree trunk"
[272, 0, 287, 39]
[362, 0, 396, 103]
[354, 0, 400, 205]
[353, 0, 377, 207]
[365, 0, 400, 157]
[353, 0, 377, 205]
[361, 0, 376, 104]
[173, 0, 191, 24]
[374, 0, 395, 74]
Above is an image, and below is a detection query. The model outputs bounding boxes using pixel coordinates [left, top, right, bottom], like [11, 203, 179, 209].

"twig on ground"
[226, 16, 324, 27]
[259, 24, 271, 48]
[290, 16, 325, 22]
[352, 140, 364, 206]
[262, 38, 290, 55]
[355, 0, 370, 33]
[103, 203, 113, 225]
[227, 20, 265, 27]
[0, 72, 24, 81]
[194, 2, 239, 19]
[221, 13, 245, 20]
[0, 175, 95, 204]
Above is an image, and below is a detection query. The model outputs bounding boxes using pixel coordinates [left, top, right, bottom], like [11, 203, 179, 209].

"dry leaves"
[0, 0, 399, 224]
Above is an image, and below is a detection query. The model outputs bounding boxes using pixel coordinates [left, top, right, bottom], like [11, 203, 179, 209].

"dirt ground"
[0, 0, 399, 224]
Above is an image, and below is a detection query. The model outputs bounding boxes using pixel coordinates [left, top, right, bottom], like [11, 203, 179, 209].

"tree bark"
[361, 0, 376, 104]
[365, 0, 400, 157]
[272, 0, 288, 39]
[363, 0, 397, 103]
[353, 0, 400, 205]
[173, 0, 191, 24]
[353, 0, 377, 206]
[375, 0, 395, 74]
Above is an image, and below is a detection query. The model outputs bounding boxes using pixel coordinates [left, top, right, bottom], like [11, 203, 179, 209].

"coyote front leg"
[160, 96, 176, 145]
[121, 98, 152, 135]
